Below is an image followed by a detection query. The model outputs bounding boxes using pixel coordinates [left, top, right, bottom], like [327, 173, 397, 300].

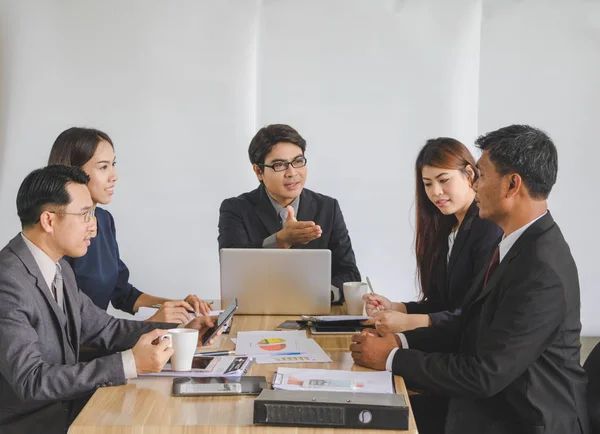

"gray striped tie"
[53, 264, 64, 311]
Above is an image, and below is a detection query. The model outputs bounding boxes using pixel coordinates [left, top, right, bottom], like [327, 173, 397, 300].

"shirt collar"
[21, 233, 58, 290]
[498, 211, 547, 262]
[266, 191, 300, 220]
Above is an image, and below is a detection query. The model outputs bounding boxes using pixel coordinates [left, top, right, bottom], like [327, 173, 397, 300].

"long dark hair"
[48, 127, 113, 167]
[415, 138, 477, 300]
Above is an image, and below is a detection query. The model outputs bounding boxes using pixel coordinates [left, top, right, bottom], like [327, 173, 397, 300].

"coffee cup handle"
[159, 333, 173, 348]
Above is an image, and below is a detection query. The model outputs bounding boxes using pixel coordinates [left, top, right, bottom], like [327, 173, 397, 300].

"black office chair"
[584, 341, 600, 434]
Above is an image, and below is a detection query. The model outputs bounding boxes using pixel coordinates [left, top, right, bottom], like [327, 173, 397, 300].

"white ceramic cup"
[160, 328, 199, 371]
[343, 282, 369, 315]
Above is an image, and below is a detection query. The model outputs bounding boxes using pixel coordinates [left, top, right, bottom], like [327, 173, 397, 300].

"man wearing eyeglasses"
[0, 165, 221, 434]
[218, 124, 360, 303]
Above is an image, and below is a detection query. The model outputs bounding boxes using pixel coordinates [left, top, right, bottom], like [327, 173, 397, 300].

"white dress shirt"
[21, 233, 137, 379]
[384, 211, 548, 371]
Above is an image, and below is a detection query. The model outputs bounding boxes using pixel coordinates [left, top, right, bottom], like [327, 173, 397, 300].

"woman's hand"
[362, 293, 392, 316]
[361, 311, 431, 334]
[146, 300, 194, 324]
[184, 294, 212, 316]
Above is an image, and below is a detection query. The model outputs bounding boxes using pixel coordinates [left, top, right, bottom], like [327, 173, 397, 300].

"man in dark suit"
[351, 125, 589, 434]
[0, 165, 219, 434]
[218, 124, 360, 302]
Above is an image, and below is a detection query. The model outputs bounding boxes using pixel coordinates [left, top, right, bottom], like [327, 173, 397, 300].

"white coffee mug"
[343, 282, 368, 315]
[160, 328, 199, 371]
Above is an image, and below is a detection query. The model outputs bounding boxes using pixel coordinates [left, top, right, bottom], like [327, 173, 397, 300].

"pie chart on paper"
[258, 338, 287, 351]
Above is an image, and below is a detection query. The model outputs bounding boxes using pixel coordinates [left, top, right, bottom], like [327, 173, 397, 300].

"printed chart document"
[273, 367, 395, 394]
[235, 331, 331, 364]
[139, 356, 252, 378]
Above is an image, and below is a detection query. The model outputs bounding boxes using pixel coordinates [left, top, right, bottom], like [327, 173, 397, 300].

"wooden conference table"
[69, 306, 418, 433]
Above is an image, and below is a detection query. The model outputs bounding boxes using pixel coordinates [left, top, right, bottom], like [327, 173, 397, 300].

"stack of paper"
[272, 367, 395, 394]
[234, 331, 332, 364]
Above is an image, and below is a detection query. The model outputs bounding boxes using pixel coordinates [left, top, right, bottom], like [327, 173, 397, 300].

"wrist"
[414, 314, 431, 328]
[275, 231, 292, 249]
[392, 302, 406, 313]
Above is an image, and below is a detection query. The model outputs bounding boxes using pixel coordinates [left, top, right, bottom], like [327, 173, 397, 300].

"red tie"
[484, 247, 500, 287]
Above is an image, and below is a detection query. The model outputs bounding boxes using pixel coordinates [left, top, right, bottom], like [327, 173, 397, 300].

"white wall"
[477, 0, 600, 334]
[1, 0, 598, 333]
[257, 0, 483, 303]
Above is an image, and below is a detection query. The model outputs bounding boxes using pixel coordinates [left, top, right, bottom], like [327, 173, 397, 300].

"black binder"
[253, 389, 409, 430]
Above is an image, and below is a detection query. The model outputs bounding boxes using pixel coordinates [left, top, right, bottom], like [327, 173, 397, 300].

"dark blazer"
[584, 342, 600, 434]
[404, 201, 503, 326]
[392, 213, 589, 434]
[218, 185, 361, 296]
[0, 234, 173, 434]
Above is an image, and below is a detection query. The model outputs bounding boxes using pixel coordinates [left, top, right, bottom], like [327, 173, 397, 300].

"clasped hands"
[350, 326, 401, 371]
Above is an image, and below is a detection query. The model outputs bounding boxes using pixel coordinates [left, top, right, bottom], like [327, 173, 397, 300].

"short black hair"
[475, 124, 558, 199]
[17, 165, 90, 228]
[248, 124, 306, 166]
[48, 127, 114, 167]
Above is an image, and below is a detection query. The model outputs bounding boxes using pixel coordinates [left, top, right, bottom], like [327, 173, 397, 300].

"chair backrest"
[584, 342, 600, 434]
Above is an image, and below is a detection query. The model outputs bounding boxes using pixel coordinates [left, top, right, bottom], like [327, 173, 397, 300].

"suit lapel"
[467, 212, 555, 307]
[60, 258, 80, 355]
[296, 189, 316, 222]
[9, 235, 76, 362]
[447, 202, 478, 277]
[8, 235, 67, 327]
[252, 186, 284, 235]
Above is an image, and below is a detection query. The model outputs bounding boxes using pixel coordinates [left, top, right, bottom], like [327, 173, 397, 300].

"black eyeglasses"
[48, 208, 96, 223]
[259, 157, 307, 172]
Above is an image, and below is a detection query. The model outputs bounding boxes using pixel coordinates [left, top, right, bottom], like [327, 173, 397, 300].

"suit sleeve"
[106, 211, 143, 314]
[392, 263, 565, 398]
[0, 273, 148, 402]
[218, 198, 264, 249]
[402, 310, 463, 353]
[328, 199, 361, 294]
[77, 284, 173, 352]
[404, 299, 446, 315]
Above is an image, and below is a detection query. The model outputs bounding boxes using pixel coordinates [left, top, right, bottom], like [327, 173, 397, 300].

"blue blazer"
[404, 201, 503, 326]
[218, 185, 361, 296]
[66, 207, 142, 314]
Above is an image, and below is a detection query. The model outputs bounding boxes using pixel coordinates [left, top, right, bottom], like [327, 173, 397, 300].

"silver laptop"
[220, 249, 331, 315]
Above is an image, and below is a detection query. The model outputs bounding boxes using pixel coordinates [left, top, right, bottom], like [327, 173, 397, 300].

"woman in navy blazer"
[48, 127, 211, 323]
[364, 138, 502, 332]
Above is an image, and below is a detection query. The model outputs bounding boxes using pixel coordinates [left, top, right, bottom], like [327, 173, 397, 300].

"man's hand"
[361, 310, 429, 333]
[275, 206, 322, 248]
[146, 300, 194, 324]
[185, 315, 222, 346]
[132, 329, 174, 374]
[183, 294, 212, 316]
[349, 331, 400, 371]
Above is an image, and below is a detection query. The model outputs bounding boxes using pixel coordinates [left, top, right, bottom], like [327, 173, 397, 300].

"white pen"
[365, 276, 382, 311]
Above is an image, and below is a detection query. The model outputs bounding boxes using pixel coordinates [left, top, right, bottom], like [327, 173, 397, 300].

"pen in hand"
[365, 276, 382, 311]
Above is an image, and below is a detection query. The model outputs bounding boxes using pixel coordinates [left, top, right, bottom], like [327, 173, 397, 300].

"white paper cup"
[160, 328, 199, 371]
[343, 282, 368, 315]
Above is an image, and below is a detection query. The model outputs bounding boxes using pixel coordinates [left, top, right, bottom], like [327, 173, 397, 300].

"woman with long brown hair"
[48, 127, 212, 323]
[363, 137, 502, 332]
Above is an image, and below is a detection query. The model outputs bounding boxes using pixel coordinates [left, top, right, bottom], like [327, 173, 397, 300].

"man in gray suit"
[0, 165, 219, 434]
